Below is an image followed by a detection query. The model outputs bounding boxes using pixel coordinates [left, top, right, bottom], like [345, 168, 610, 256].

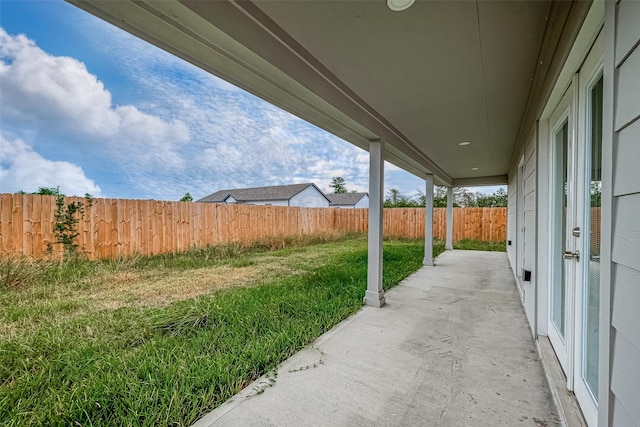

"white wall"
[508, 132, 537, 336]
[290, 186, 329, 208]
[507, 171, 518, 273]
[246, 200, 288, 206]
[522, 132, 537, 334]
[606, 1, 640, 424]
[355, 195, 369, 209]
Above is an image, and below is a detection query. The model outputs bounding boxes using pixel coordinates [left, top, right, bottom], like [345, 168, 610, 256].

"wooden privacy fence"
[0, 194, 506, 260]
[383, 207, 507, 242]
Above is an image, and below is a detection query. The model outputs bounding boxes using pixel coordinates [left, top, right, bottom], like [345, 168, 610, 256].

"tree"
[384, 188, 402, 207]
[590, 182, 601, 207]
[456, 188, 477, 207]
[473, 188, 508, 207]
[35, 186, 63, 196]
[330, 177, 347, 194]
[432, 186, 448, 208]
[383, 186, 508, 208]
[180, 192, 193, 202]
[493, 188, 508, 207]
[52, 195, 83, 256]
[384, 188, 421, 207]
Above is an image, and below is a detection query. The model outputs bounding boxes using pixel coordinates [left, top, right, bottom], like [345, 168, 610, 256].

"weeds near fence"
[0, 257, 39, 290]
[0, 236, 431, 426]
[0, 234, 363, 292]
[49, 194, 92, 258]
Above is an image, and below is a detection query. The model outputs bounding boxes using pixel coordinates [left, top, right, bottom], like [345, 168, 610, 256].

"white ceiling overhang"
[68, 0, 591, 187]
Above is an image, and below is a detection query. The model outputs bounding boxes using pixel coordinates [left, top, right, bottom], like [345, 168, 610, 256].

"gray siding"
[506, 131, 537, 336]
[507, 171, 518, 273]
[610, 1, 640, 424]
[522, 133, 537, 333]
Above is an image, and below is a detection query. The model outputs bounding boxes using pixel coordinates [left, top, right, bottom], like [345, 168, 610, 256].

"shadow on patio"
[194, 250, 561, 426]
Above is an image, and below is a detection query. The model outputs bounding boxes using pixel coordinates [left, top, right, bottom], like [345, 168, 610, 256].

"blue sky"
[1, 1, 499, 201]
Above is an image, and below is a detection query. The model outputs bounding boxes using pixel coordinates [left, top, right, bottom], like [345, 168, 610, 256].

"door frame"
[534, 3, 605, 425]
[542, 30, 603, 427]
[572, 32, 603, 426]
[547, 86, 574, 380]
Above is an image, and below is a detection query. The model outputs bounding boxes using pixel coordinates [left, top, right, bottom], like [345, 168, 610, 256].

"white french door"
[548, 85, 573, 377]
[548, 33, 602, 427]
[572, 34, 603, 426]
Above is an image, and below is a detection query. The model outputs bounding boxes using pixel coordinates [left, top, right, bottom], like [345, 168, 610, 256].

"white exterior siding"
[612, 398, 636, 427]
[246, 200, 288, 206]
[614, 119, 640, 197]
[522, 133, 537, 333]
[330, 196, 368, 209]
[355, 195, 369, 209]
[289, 186, 329, 208]
[507, 130, 536, 336]
[607, 1, 640, 423]
[507, 172, 518, 273]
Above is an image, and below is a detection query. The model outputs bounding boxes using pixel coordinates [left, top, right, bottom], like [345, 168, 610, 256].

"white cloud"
[0, 134, 102, 196]
[0, 21, 426, 201]
[0, 28, 189, 172]
[1, 29, 114, 135]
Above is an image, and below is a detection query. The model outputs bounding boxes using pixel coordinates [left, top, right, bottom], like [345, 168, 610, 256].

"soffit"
[251, 1, 551, 181]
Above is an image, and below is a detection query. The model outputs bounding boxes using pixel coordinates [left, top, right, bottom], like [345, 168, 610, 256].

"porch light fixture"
[458, 141, 471, 146]
[387, 0, 415, 12]
[472, 167, 479, 171]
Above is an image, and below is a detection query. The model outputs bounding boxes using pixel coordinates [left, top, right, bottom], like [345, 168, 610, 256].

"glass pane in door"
[552, 122, 569, 338]
[583, 76, 603, 398]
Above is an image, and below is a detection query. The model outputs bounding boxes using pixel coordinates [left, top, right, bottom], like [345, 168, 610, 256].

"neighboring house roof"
[197, 183, 330, 203]
[325, 193, 368, 206]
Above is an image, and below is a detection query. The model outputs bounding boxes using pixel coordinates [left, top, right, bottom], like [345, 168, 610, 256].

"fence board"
[0, 194, 507, 259]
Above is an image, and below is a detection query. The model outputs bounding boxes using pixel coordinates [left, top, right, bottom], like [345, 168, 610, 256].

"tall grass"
[0, 236, 430, 426]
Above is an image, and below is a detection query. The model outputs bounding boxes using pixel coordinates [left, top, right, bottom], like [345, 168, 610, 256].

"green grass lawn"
[453, 239, 507, 252]
[0, 235, 440, 426]
[430, 238, 507, 252]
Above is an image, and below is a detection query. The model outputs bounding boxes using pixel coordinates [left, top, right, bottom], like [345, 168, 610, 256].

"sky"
[0, 1, 501, 201]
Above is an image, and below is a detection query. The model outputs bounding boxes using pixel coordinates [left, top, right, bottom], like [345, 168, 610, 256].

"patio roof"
[67, 0, 590, 186]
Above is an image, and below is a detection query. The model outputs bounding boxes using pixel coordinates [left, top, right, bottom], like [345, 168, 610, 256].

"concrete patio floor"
[194, 250, 562, 427]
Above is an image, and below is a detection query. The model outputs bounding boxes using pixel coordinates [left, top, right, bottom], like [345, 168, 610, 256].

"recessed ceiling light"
[387, 0, 415, 12]
[458, 141, 471, 146]
[472, 167, 479, 171]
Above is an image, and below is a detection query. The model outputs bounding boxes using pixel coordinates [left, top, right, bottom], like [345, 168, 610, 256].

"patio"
[194, 250, 561, 426]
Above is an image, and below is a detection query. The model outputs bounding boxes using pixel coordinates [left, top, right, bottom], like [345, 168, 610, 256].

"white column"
[424, 174, 434, 266]
[446, 186, 454, 250]
[364, 139, 385, 307]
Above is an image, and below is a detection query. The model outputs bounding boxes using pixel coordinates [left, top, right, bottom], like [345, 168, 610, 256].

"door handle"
[563, 250, 580, 262]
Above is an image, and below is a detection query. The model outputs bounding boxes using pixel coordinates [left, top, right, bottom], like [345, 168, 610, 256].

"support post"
[446, 186, 454, 250]
[364, 139, 385, 307]
[424, 174, 434, 266]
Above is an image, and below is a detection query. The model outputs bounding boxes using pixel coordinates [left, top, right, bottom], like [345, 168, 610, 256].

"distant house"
[197, 183, 330, 208]
[326, 193, 369, 209]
